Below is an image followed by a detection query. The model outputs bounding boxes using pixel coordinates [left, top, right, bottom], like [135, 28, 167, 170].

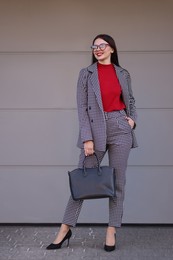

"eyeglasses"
[91, 43, 109, 51]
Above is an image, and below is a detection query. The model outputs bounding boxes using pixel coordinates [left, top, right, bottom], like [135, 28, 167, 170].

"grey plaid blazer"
[77, 62, 138, 151]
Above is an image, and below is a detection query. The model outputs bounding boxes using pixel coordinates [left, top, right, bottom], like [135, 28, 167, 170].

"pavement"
[0, 224, 173, 260]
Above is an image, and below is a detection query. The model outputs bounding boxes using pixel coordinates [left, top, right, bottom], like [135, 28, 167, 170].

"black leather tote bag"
[68, 153, 116, 201]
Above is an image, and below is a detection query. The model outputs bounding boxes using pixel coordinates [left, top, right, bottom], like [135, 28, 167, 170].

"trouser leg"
[108, 133, 132, 227]
[62, 149, 106, 227]
[62, 196, 83, 227]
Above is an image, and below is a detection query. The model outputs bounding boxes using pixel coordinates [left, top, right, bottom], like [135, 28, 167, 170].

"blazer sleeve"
[126, 72, 137, 127]
[76, 68, 93, 143]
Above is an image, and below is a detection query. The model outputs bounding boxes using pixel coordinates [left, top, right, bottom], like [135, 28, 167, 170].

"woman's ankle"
[107, 226, 116, 234]
[60, 224, 70, 233]
[53, 224, 70, 244]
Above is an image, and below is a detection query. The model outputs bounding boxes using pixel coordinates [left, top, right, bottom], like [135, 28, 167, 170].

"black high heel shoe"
[46, 229, 72, 250]
[104, 233, 116, 252]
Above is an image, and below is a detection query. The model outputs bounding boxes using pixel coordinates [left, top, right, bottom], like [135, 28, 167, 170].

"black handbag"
[68, 153, 116, 201]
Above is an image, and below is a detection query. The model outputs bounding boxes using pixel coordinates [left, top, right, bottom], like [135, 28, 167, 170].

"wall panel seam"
[0, 165, 173, 167]
[0, 108, 173, 111]
[0, 50, 173, 55]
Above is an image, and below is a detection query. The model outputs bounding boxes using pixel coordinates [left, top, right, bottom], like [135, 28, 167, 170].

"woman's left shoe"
[104, 233, 116, 252]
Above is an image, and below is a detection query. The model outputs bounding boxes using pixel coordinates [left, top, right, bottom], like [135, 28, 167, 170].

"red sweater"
[97, 63, 125, 112]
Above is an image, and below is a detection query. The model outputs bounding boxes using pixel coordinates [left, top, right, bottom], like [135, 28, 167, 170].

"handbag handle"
[83, 153, 102, 176]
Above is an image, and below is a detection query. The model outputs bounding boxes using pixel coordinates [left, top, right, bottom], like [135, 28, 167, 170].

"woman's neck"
[98, 60, 111, 65]
[98, 61, 112, 66]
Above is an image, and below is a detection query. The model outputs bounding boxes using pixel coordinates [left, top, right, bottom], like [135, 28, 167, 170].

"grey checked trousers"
[62, 110, 132, 228]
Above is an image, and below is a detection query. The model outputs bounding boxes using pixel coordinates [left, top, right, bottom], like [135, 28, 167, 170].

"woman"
[47, 34, 137, 252]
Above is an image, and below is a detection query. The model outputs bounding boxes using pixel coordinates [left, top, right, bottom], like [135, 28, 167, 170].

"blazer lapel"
[114, 65, 129, 110]
[87, 63, 104, 112]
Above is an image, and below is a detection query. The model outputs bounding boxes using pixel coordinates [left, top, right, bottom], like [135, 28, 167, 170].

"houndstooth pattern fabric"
[77, 62, 138, 151]
[62, 63, 137, 227]
[62, 111, 132, 227]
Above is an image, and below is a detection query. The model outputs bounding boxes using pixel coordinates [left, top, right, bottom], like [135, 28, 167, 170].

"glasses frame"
[91, 43, 110, 51]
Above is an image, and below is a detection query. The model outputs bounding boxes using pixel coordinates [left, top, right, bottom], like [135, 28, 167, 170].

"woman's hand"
[84, 141, 94, 156]
[125, 117, 135, 129]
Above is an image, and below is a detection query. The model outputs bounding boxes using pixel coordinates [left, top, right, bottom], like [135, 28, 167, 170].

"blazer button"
[89, 106, 91, 110]
[86, 108, 88, 111]
[91, 119, 93, 123]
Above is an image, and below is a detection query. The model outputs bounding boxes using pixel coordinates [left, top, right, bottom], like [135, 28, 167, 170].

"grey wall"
[0, 0, 173, 223]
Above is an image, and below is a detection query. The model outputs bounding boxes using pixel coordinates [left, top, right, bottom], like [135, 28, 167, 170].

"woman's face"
[92, 38, 114, 64]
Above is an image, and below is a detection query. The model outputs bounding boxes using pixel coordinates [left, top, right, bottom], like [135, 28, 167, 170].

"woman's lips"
[95, 52, 103, 57]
